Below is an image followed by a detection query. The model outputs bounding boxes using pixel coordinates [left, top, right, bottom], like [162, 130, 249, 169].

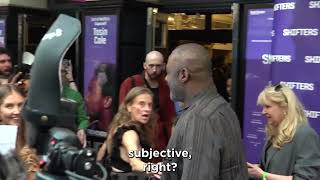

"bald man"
[118, 51, 176, 161]
[162, 43, 248, 180]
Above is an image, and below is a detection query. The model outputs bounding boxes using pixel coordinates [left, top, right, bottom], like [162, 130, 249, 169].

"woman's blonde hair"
[257, 84, 308, 148]
[106, 87, 156, 154]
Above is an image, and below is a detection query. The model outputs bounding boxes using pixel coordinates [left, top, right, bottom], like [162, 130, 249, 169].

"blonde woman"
[248, 84, 320, 180]
[97, 87, 156, 173]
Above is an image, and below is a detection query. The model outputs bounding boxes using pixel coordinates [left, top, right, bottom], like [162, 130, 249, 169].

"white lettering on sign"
[280, 81, 315, 91]
[309, 1, 320, 8]
[262, 54, 291, 64]
[274, 2, 295, 11]
[283, 29, 319, 36]
[305, 56, 320, 63]
[42, 28, 63, 41]
[305, 110, 320, 119]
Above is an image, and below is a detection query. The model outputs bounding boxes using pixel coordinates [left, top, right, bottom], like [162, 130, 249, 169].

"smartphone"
[62, 59, 71, 67]
[62, 59, 71, 70]
[13, 65, 27, 74]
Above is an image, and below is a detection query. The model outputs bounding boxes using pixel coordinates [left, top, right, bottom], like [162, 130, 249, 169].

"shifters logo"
[261, 54, 292, 64]
[304, 110, 320, 119]
[42, 28, 63, 41]
[280, 81, 314, 91]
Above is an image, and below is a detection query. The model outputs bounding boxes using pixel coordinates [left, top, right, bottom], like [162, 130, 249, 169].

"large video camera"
[36, 128, 107, 180]
[21, 14, 108, 180]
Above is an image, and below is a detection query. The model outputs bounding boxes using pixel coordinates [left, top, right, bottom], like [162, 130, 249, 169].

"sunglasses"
[274, 84, 282, 91]
[273, 84, 288, 103]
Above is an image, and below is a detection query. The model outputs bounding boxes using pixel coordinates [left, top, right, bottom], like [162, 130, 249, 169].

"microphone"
[21, 14, 108, 180]
[21, 14, 81, 155]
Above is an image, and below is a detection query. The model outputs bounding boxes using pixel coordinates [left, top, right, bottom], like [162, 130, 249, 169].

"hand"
[103, 96, 112, 109]
[77, 129, 87, 148]
[8, 72, 23, 84]
[153, 172, 162, 179]
[247, 162, 264, 178]
[153, 162, 162, 179]
[64, 61, 74, 81]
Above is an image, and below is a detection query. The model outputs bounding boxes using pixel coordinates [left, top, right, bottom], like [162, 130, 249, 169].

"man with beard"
[0, 47, 13, 84]
[162, 43, 248, 180]
[118, 51, 175, 161]
[0, 48, 27, 87]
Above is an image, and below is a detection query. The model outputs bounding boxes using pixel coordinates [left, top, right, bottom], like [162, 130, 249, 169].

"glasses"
[273, 84, 288, 103]
[274, 84, 282, 91]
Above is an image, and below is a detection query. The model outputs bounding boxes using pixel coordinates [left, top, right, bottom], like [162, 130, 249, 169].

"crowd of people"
[0, 43, 320, 180]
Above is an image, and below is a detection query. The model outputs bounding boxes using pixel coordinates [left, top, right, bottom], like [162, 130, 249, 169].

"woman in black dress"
[97, 87, 157, 174]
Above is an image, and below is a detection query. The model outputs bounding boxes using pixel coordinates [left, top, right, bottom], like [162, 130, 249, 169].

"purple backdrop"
[0, 19, 6, 47]
[271, 0, 320, 135]
[243, 8, 274, 163]
[84, 15, 118, 97]
[244, 0, 320, 163]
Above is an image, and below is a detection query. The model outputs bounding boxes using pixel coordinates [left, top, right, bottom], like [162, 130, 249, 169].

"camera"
[36, 128, 107, 180]
[21, 14, 108, 180]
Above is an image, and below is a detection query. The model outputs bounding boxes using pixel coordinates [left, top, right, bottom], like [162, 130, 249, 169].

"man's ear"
[143, 62, 147, 70]
[178, 68, 189, 83]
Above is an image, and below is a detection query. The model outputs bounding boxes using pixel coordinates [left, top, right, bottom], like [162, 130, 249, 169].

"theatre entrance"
[148, 7, 234, 103]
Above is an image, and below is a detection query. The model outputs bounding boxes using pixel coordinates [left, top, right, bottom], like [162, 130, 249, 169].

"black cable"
[64, 161, 107, 180]
[65, 170, 93, 180]
[95, 162, 107, 180]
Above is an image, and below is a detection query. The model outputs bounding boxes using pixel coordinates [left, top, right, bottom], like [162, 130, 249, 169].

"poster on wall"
[84, 15, 118, 131]
[243, 7, 274, 163]
[0, 19, 6, 47]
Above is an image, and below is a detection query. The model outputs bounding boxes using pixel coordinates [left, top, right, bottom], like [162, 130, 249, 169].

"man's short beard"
[170, 83, 185, 102]
[147, 72, 161, 80]
[171, 92, 185, 102]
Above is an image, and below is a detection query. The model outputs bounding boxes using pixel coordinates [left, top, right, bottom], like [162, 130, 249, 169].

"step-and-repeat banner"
[244, 0, 320, 163]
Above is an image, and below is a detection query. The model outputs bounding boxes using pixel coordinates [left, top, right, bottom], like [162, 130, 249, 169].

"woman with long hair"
[0, 84, 39, 180]
[247, 84, 320, 180]
[97, 86, 156, 173]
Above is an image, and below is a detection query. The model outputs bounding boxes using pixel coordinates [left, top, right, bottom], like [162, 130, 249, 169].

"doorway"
[151, 9, 234, 102]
